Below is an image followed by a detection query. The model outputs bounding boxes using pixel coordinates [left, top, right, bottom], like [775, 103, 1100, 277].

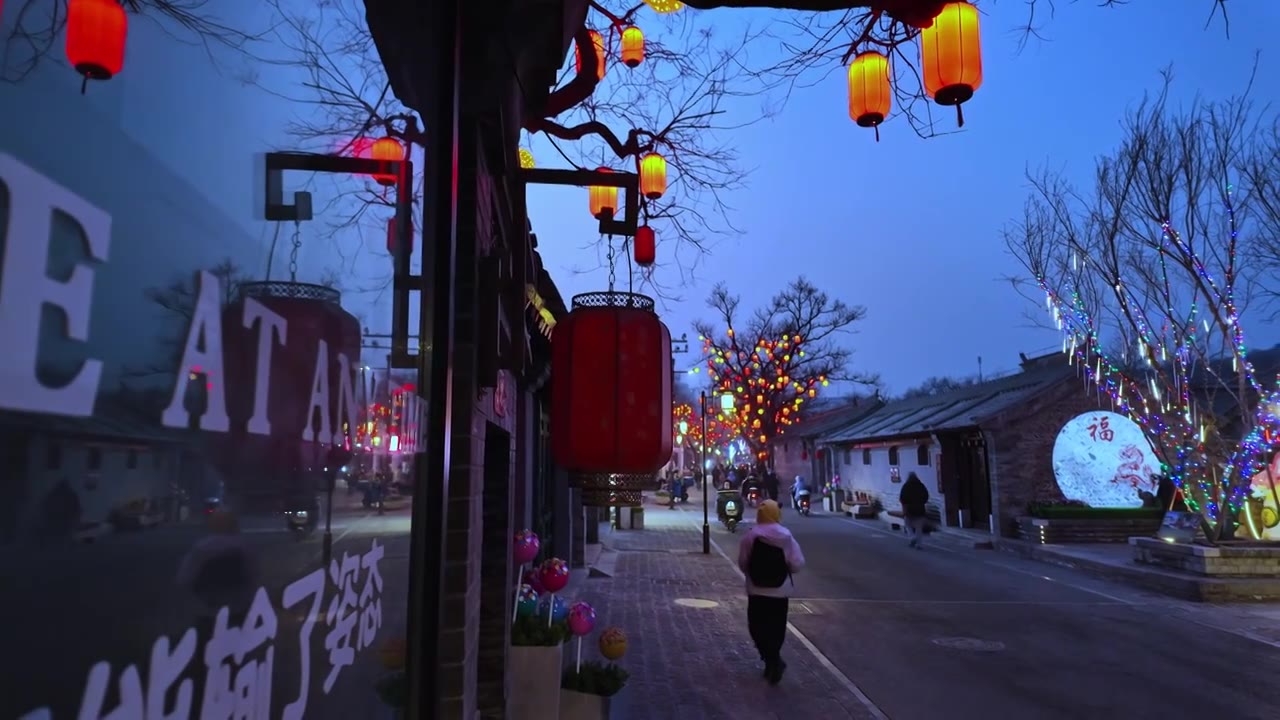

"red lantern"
[65, 0, 127, 94]
[369, 136, 403, 187]
[920, 1, 983, 127]
[639, 152, 667, 200]
[847, 51, 891, 141]
[574, 29, 606, 81]
[551, 292, 673, 505]
[634, 226, 655, 267]
[621, 26, 645, 68]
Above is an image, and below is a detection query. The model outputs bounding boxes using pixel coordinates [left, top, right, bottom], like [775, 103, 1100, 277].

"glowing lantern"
[643, 0, 684, 13]
[634, 226, 656, 266]
[369, 136, 403, 187]
[588, 167, 619, 219]
[639, 152, 667, 200]
[920, 1, 983, 127]
[574, 29, 606, 81]
[66, 0, 127, 94]
[551, 291, 673, 506]
[621, 26, 645, 68]
[518, 147, 535, 169]
[847, 51, 891, 141]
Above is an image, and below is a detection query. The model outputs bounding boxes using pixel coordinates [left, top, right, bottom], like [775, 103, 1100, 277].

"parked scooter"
[717, 489, 744, 532]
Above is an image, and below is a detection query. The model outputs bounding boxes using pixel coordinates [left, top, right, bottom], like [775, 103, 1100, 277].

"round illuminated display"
[1051, 411, 1159, 508]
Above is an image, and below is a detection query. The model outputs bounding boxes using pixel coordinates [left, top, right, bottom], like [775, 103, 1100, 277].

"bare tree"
[127, 258, 250, 380]
[1003, 71, 1280, 540]
[2, 0, 264, 83]
[693, 276, 875, 463]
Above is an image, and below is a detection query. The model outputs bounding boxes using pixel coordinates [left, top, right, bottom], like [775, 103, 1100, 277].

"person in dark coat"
[762, 469, 780, 503]
[899, 472, 930, 549]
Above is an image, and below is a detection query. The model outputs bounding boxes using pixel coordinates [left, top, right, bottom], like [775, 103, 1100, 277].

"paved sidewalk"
[572, 497, 881, 720]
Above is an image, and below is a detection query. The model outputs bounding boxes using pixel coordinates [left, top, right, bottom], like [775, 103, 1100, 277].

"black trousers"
[747, 595, 790, 666]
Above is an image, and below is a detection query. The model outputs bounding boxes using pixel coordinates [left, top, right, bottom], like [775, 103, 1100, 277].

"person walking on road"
[899, 472, 930, 549]
[738, 500, 806, 685]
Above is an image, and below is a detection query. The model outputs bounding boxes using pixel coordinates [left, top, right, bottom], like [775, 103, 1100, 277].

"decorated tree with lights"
[694, 277, 873, 464]
[1005, 73, 1280, 540]
[672, 401, 739, 455]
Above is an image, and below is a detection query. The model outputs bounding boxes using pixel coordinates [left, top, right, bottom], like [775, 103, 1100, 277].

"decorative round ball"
[598, 627, 627, 660]
[566, 601, 596, 636]
[513, 529, 541, 565]
[516, 584, 540, 617]
[523, 568, 546, 594]
[538, 557, 570, 593]
[538, 594, 568, 622]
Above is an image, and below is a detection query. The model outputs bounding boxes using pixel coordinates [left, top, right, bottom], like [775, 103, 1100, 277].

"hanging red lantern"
[588, 167, 618, 219]
[919, 1, 983, 127]
[621, 26, 645, 68]
[65, 0, 127, 94]
[847, 51, 891, 141]
[551, 291, 673, 506]
[387, 216, 413, 256]
[639, 152, 667, 200]
[634, 226, 655, 266]
[369, 136, 403, 187]
[574, 29, 606, 81]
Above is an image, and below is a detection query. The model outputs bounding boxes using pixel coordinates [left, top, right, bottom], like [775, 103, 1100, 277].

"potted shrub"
[510, 613, 569, 720]
[560, 661, 629, 720]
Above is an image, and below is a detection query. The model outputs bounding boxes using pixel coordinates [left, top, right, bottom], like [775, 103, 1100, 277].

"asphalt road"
[709, 503, 1280, 720]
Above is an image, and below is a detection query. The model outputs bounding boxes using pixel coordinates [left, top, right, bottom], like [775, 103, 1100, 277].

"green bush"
[511, 613, 570, 647]
[1027, 502, 1164, 520]
[561, 661, 629, 697]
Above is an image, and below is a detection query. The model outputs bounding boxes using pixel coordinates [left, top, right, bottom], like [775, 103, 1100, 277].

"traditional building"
[770, 396, 883, 486]
[816, 353, 1107, 534]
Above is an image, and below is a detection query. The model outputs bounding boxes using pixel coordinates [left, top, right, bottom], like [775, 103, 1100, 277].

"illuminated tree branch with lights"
[673, 401, 740, 454]
[1004, 72, 1280, 540]
[693, 277, 874, 464]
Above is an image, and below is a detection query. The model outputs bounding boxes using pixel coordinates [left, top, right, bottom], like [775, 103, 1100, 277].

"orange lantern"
[66, 0, 127, 94]
[847, 51, 891, 141]
[919, 1, 983, 127]
[574, 29, 606, 81]
[588, 167, 618, 219]
[621, 26, 645, 68]
[634, 226, 656, 266]
[639, 152, 667, 200]
[369, 136, 403, 187]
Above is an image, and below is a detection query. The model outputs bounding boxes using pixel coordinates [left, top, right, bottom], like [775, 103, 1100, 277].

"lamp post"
[678, 419, 688, 473]
[701, 390, 735, 554]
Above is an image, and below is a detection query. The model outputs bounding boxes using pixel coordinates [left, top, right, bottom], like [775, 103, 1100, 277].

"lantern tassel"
[955, 103, 965, 128]
[874, 125, 880, 143]
[80, 76, 89, 95]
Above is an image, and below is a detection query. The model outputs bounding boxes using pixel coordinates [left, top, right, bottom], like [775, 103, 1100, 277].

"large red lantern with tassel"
[920, 1, 983, 127]
[634, 226, 655, 267]
[66, 0, 127, 94]
[551, 291, 672, 506]
[574, 29, 607, 81]
[847, 51, 891, 141]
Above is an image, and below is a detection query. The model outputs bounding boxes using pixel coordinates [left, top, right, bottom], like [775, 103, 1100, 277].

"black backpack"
[747, 538, 790, 588]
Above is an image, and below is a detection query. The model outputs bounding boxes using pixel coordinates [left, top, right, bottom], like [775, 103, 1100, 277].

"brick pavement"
[570, 497, 880, 720]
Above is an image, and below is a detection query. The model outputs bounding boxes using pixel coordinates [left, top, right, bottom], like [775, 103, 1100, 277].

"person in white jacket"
[737, 499, 806, 684]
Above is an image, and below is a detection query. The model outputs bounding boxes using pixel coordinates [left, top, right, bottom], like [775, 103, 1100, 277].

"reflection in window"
[888, 446, 899, 466]
[87, 446, 102, 472]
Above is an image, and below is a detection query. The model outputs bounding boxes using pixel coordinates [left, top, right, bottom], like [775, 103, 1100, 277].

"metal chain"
[289, 222, 302, 282]
[606, 235, 616, 292]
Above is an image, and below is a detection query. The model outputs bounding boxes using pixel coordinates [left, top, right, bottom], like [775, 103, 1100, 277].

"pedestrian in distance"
[899, 471, 930, 549]
[738, 500, 806, 685]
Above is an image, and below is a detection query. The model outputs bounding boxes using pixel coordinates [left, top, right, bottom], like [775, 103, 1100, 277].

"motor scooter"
[743, 485, 762, 509]
[717, 489, 744, 532]
[793, 487, 812, 516]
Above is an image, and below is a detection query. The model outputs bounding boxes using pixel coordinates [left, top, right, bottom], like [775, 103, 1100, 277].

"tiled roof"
[822, 363, 1073, 443]
[781, 396, 883, 440]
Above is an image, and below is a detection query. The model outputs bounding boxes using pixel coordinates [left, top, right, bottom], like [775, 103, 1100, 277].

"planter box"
[559, 689, 612, 720]
[510, 645, 563, 720]
[1016, 515, 1162, 544]
[1132, 537, 1280, 577]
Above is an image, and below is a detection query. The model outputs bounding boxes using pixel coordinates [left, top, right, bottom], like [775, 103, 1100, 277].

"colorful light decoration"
[66, 0, 128, 94]
[621, 26, 646, 68]
[1037, 193, 1280, 537]
[699, 330, 829, 461]
[369, 136, 403, 187]
[639, 152, 667, 200]
[634, 225, 656, 266]
[847, 51, 891, 141]
[574, 29, 607, 81]
[919, 1, 983, 127]
[588, 167, 619, 219]
[643, 0, 684, 13]
[518, 147, 536, 169]
[672, 402, 739, 451]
